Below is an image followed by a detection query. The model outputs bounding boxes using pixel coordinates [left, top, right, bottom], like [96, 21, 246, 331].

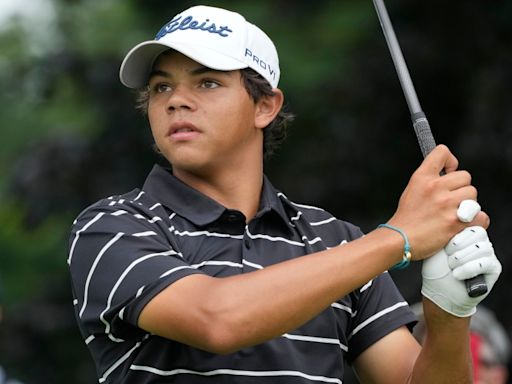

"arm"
[139, 145, 487, 355]
[411, 298, 472, 383]
[139, 227, 407, 354]
[353, 299, 471, 384]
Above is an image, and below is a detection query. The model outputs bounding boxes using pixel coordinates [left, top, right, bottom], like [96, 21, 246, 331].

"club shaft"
[372, 0, 487, 298]
[373, 0, 422, 116]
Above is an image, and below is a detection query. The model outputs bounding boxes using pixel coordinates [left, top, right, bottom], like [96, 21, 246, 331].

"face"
[147, 51, 268, 178]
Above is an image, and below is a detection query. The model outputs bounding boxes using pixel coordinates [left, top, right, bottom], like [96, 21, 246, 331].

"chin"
[163, 146, 206, 165]
[166, 154, 211, 175]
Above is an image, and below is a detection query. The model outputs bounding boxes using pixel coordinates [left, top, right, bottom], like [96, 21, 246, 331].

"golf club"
[372, 0, 487, 297]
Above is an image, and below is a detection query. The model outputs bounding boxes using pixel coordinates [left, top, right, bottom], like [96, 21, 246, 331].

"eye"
[201, 80, 220, 89]
[151, 83, 172, 93]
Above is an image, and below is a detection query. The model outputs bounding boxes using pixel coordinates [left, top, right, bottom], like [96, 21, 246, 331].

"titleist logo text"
[156, 15, 233, 39]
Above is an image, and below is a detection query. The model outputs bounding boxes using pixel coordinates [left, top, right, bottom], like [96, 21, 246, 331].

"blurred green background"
[0, 0, 511, 382]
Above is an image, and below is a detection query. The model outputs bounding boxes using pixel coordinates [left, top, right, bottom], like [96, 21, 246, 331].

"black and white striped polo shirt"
[68, 164, 416, 384]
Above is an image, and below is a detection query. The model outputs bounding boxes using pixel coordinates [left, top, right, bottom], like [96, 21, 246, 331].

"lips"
[166, 122, 201, 140]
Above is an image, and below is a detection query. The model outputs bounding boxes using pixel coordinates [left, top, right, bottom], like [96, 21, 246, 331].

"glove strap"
[377, 224, 412, 270]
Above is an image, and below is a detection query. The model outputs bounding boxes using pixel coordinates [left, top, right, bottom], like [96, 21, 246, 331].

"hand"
[388, 145, 489, 260]
[446, 226, 501, 285]
[421, 226, 501, 317]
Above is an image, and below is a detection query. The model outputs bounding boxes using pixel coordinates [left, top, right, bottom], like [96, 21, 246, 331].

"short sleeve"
[346, 272, 417, 361]
[68, 199, 204, 341]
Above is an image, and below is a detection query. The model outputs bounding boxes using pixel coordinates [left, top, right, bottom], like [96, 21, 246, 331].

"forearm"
[200, 227, 405, 351]
[141, 227, 405, 353]
[409, 298, 472, 384]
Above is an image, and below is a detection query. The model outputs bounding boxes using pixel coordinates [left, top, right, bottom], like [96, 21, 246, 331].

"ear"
[254, 88, 284, 129]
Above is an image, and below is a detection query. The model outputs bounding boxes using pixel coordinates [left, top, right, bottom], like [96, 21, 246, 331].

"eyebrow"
[148, 66, 229, 81]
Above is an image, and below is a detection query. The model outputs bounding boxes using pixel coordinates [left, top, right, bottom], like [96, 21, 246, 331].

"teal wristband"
[377, 224, 412, 270]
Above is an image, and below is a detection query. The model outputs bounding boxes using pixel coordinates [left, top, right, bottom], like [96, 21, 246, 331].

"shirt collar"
[142, 164, 292, 226]
[258, 174, 291, 224]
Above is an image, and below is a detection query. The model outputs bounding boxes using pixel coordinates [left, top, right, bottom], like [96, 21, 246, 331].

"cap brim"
[119, 40, 249, 89]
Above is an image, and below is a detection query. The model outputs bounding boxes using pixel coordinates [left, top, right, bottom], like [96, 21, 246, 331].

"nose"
[166, 85, 197, 112]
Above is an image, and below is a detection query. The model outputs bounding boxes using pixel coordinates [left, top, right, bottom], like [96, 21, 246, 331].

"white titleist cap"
[119, 5, 280, 89]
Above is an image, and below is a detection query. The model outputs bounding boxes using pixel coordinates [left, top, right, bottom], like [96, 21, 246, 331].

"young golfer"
[68, 5, 501, 383]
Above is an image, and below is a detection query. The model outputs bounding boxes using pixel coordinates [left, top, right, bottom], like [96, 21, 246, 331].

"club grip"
[412, 114, 488, 298]
[465, 275, 488, 297]
[412, 113, 436, 156]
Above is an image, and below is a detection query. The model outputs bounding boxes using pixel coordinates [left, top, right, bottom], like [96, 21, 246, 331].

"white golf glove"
[421, 226, 502, 317]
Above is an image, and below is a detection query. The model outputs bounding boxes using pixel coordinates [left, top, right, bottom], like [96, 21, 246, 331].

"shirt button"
[227, 214, 239, 222]
[244, 239, 251, 249]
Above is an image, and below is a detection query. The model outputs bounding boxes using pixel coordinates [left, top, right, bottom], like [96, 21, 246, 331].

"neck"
[173, 158, 264, 222]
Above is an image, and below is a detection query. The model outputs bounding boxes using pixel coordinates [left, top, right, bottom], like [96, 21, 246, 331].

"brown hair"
[136, 67, 294, 159]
